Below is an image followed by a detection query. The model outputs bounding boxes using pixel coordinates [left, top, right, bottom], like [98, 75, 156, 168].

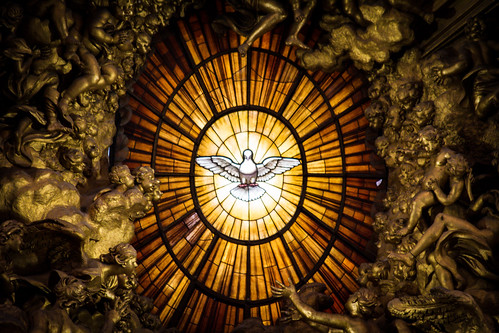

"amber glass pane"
[126, 3, 381, 332]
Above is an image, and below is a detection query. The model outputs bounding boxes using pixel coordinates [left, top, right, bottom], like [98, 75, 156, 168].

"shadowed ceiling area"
[124, 3, 382, 331]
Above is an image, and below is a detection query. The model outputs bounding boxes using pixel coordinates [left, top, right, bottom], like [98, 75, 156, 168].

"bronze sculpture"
[396, 148, 470, 238]
[430, 17, 499, 119]
[285, 0, 316, 49]
[272, 280, 379, 333]
[213, 0, 287, 57]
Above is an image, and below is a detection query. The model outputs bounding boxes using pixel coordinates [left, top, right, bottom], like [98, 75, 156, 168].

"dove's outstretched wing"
[256, 157, 300, 182]
[196, 156, 240, 183]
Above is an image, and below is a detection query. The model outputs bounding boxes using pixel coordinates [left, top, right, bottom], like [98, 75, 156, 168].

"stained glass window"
[125, 5, 382, 332]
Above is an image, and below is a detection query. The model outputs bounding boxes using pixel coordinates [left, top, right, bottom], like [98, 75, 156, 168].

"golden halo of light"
[195, 111, 302, 239]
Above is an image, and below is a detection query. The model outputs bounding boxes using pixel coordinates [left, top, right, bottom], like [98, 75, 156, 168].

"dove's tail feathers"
[231, 185, 266, 202]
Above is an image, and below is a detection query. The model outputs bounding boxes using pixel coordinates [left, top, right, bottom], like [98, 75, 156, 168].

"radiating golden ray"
[274, 201, 293, 222]
[234, 131, 248, 153]
[231, 199, 249, 221]
[220, 195, 237, 220]
[219, 213, 235, 236]
[203, 126, 223, 147]
[267, 121, 285, 143]
[261, 193, 278, 214]
[254, 136, 273, 162]
[248, 132, 261, 153]
[219, 135, 242, 162]
[210, 209, 229, 231]
[279, 136, 299, 157]
[248, 110, 258, 132]
[214, 176, 235, 198]
[249, 199, 270, 220]
[212, 114, 234, 140]
[229, 218, 242, 239]
[259, 139, 281, 162]
[204, 198, 224, 220]
[258, 182, 282, 203]
[281, 189, 300, 206]
[268, 209, 285, 231]
[258, 115, 275, 138]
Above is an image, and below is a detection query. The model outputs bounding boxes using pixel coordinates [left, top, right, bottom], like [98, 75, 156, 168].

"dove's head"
[243, 149, 253, 160]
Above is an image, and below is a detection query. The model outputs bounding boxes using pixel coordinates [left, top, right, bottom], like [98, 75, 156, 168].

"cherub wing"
[196, 156, 240, 183]
[257, 157, 300, 182]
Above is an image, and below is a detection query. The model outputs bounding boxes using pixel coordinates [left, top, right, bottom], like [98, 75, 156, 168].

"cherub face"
[58, 278, 89, 309]
[61, 149, 85, 173]
[412, 102, 434, 126]
[375, 137, 389, 157]
[391, 260, 415, 281]
[135, 167, 155, 182]
[115, 0, 134, 20]
[1, 228, 23, 252]
[118, 273, 138, 289]
[399, 163, 415, 183]
[136, 33, 152, 55]
[385, 106, 403, 129]
[122, 257, 138, 275]
[73, 117, 87, 139]
[373, 212, 388, 232]
[396, 82, 422, 109]
[371, 261, 389, 280]
[417, 127, 440, 153]
[446, 156, 468, 177]
[365, 101, 386, 130]
[345, 295, 360, 317]
[121, 173, 135, 189]
[84, 137, 100, 159]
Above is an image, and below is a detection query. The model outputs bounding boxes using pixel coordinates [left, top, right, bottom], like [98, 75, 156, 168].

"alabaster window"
[125, 5, 381, 332]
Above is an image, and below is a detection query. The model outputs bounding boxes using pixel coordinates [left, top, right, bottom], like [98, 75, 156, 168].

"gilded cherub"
[365, 100, 388, 131]
[58, 0, 134, 114]
[30, 275, 126, 333]
[133, 165, 163, 203]
[108, 164, 135, 192]
[72, 243, 138, 300]
[390, 190, 499, 290]
[396, 148, 470, 238]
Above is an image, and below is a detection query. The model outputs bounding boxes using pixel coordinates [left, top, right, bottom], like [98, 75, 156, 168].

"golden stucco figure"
[272, 280, 381, 333]
[430, 17, 499, 119]
[212, 0, 288, 57]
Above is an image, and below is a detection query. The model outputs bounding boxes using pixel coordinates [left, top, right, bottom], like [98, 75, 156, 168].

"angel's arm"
[272, 281, 359, 331]
[433, 178, 464, 205]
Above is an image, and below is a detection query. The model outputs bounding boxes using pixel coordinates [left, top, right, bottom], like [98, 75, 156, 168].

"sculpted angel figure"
[212, 0, 287, 57]
[286, 0, 316, 49]
[30, 275, 127, 333]
[58, 0, 133, 114]
[389, 190, 499, 290]
[396, 147, 470, 237]
[272, 279, 380, 333]
[196, 149, 300, 201]
[71, 243, 138, 300]
[430, 17, 499, 119]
